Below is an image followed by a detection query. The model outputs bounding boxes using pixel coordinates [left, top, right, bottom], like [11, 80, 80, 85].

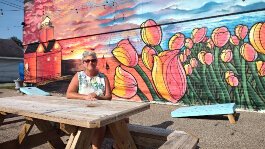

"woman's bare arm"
[95, 75, 112, 100]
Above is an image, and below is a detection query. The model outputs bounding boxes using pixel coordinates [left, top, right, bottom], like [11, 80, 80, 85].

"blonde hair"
[81, 51, 97, 60]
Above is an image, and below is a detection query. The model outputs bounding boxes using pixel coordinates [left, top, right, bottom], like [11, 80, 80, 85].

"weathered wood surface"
[0, 96, 150, 128]
[106, 124, 199, 149]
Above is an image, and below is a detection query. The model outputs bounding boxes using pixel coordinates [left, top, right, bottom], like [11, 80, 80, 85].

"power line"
[0, 1, 23, 10]
[2, 0, 23, 9]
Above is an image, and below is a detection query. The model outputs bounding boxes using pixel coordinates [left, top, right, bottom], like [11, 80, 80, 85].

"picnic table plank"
[0, 96, 150, 128]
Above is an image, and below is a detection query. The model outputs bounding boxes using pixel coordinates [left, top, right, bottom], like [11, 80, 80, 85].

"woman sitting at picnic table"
[67, 51, 112, 149]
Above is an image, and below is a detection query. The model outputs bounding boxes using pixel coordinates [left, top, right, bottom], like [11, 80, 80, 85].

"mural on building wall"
[23, 0, 265, 109]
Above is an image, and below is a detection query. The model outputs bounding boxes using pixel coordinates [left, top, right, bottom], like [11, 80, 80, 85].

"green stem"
[187, 76, 204, 105]
[247, 81, 265, 110]
[134, 65, 163, 102]
[225, 63, 239, 75]
[153, 45, 164, 54]
[214, 47, 231, 103]
[248, 62, 265, 100]
[209, 65, 226, 103]
[259, 54, 265, 61]
[136, 88, 149, 102]
[233, 46, 242, 75]
[241, 59, 253, 109]
[202, 65, 217, 104]
[182, 94, 191, 105]
[193, 69, 201, 80]
[234, 87, 240, 106]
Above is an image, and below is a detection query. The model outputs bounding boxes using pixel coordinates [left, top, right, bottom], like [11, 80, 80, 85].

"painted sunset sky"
[23, 0, 265, 59]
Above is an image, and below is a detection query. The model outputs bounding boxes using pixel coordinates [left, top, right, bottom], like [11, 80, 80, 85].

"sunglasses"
[83, 59, 97, 63]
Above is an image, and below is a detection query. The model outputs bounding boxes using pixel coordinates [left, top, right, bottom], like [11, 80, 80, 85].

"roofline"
[0, 56, 24, 60]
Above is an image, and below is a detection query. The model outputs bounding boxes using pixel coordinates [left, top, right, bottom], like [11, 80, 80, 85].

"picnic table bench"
[0, 96, 198, 149]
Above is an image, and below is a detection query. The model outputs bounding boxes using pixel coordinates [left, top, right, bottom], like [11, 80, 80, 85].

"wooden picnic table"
[0, 96, 150, 149]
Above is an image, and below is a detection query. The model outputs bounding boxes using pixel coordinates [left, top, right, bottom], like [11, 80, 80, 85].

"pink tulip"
[141, 19, 162, 46]
[112, 39, 138, 67]
[256, 61, 265, 77]
[240, 43, 258, 62]
[191, 27, 207, 43]
[179, 53, 187, 63]
[112, 66, 138, 98]
[225, 71, 239, 87]
[220, 49, 233, 62]
[152, 50, 187, 103]
[202, 36, 209, 43]
[230, 35, 240, 46]
[198, 51, 214, 65]
[211, 26, 231, 48]
[204, 53, 214, 65]
[142, 46, 157, 70]
[185, 38, 194, 49]
[190, 58, 198, 68]
[207, 38, 215, 50]
[235, 25, 248, 40]
[184, 64, 193, 75]
[169, 33, 185, 50]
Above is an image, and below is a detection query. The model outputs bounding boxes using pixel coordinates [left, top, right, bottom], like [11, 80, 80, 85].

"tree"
[10, 36, 23, 48]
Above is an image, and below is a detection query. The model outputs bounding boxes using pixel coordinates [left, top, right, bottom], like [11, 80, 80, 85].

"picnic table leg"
[18, 119, 34, 144]
[33, 119, 65, 148]
[65, 127, 95, 149]
[108, 119, 137, 149]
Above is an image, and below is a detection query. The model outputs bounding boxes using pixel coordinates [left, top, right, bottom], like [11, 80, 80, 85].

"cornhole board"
[20, 87, 50, 96]
[171, 103, 237, 124]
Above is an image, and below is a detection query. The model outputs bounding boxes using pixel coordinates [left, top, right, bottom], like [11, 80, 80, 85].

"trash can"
[18, 62, 24, 81]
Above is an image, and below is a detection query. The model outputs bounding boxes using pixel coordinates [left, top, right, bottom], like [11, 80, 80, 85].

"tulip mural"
[111, 19, 265, 110]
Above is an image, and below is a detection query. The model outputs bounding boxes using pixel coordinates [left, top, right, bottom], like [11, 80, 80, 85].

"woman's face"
[83, 55, 97, 71]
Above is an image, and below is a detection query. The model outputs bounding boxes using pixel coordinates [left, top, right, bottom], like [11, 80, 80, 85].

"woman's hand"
[84, 93, 97, 100]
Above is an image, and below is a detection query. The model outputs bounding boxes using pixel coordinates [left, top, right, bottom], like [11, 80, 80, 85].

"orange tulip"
[230, 35, 240, 46]
[256, 61, 265, 77]
[207, 38, 214, 50]
[235, 25, 248, 40]
[152, 50, 187, 103]
[179, 53, 187, 63]
[141, 45, 157, 70]
[185, 38, 193, 49]
[169, 33, 185, 50]
[220, 49, 233, 62]
[190, 58, 198, 68]
[184, 64, 192, 75]
[240, 43, 258, 62]
[225, 71, 239, 87]
[191, 27, 207, 43]
[211, 26, 230, 48]
[198, 51, 214, 65]
[112, 39, 138, 67]
[112, 66, 138, 98]
[249, 22, 265, 54]
[141, 19, 162, 46]
[184, 48, 191, 56]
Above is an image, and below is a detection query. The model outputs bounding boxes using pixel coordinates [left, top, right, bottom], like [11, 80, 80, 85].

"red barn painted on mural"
[24, 16, 62, 83]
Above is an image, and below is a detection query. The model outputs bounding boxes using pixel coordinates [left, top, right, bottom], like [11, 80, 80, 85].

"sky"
[0, 0, 24, 40]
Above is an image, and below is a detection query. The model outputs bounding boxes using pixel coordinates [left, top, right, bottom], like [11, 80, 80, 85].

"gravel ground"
[0, 83, 265, 149]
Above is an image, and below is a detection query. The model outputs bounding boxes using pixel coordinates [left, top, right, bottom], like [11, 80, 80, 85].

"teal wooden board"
[20, 87, 50, 96]
[171, 103, 236, 118]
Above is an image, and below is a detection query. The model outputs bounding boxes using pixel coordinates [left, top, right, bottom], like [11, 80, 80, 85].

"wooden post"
[66, 127, 95, 149]
[108, 119, 137, 149]
[227, 114, 236, 124]
[18, 119, 34, 144]
[33, 119, 65, 148]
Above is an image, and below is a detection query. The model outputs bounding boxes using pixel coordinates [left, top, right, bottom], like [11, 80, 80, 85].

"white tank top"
[77, 71, 106, 96]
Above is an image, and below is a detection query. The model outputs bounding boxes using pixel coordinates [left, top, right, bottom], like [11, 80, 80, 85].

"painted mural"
[23, 0, 265, 110]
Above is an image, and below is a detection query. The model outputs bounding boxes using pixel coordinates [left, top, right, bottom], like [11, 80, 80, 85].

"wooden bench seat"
[106, 124, 199, 149]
